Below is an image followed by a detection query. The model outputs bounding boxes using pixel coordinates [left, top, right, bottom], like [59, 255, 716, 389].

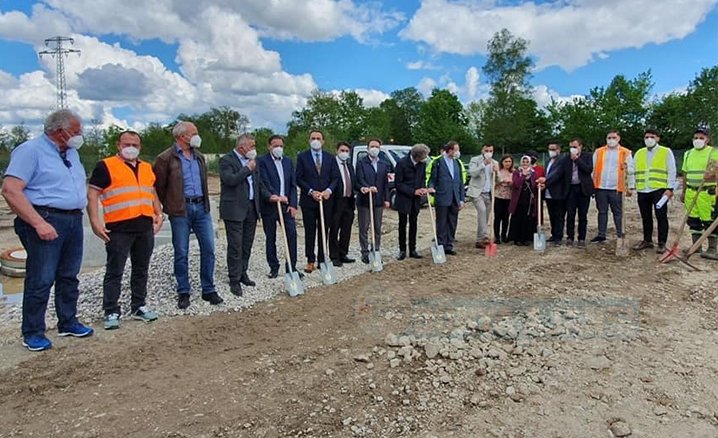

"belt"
[33, 205, 82, 215]
[185, 197, 204, 204]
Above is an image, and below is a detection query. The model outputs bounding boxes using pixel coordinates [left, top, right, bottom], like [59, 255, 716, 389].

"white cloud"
[465, 67, 480, 101]
[353, 89, 390, 107]
[405, 60, 441, 70]
[418, 77, 438, 96]
[401, 0, 718, 70]
[532, 85, 584, 108]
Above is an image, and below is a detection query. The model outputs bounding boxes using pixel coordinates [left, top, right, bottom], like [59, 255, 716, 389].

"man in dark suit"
[564, 137, 594, 248]
[537, 141, 570, 245]
[428, 141, 465, 255]
[328, 142, 356, 267]
[394, 143, 430, 260]
[219, 134, 274, 297]
[295, 130, 340, 273]
[356, 138, 391, 264]
[257, 135, 302, 279]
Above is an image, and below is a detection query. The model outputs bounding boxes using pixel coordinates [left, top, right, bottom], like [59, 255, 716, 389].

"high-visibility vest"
[425, 155, 467, 205]
[634, 145, 670, 191]
[593, 146, 631, 192]
[682, 146, 717, 189]
[100, 156, 156, 224]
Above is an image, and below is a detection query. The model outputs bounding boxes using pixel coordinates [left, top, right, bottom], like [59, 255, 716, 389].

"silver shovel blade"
[285, 272, 304, 297]
[533, 231, 546, 252]
[369, 251, 383, 272]
[431, 243, 446, 264]
[320, 262, 337, 285]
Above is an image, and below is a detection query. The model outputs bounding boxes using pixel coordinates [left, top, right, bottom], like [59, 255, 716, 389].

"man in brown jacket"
[153, 121, 223, 309]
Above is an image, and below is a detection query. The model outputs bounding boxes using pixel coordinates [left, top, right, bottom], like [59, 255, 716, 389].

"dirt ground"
[0, 178, 717, 438]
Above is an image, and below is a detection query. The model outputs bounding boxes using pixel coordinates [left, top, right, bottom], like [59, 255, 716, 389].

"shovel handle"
[368, 191, 376, 250]
[318, 198, 330, 260]
[276, 202, 294, 274]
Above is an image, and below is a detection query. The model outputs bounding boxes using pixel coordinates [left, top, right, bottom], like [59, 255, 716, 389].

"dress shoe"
[332, 259, 343, 267]
[397, 251, 407, 261]
[632, 241, 653, 250]
[340, 257, 355, 263]
[475, 241, 486, 249]
[240, 275, 256, 287]
[201, 292, 224, 305]
[177, 294, 190, 310]
[305, 262, 315, 273]
[361, 255, 369, 264]
[268, 269, 279, 279]
[590, 236, 606, 244]
[656, 244, 666, 254]
[230, 284, 243, 297]
[445, 249, 457, 255]
[409, 251, 423, 259]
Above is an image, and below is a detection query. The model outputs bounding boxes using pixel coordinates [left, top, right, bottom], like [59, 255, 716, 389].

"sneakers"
[178, 294, 190, 309]
[590, 236, 606, 244]
[201, 292, 224, 305]
[132, 307, 158, 323]
[22, 335, 52, 352]
[58, 322, 94, 338]
[104, 313, 120, 330]
[576, 240, 586, 249]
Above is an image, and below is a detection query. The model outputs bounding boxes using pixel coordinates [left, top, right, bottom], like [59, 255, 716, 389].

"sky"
[0, 0, 716, 134]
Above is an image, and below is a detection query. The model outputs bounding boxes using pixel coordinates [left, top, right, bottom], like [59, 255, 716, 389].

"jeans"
[169, 203, 216, 295]
[103, 229, 154, 316]
[595, 189, 624, 238]
[565, 185, 591, 241]
[15, 211, 83, 338]
[637, 189, 669, 245]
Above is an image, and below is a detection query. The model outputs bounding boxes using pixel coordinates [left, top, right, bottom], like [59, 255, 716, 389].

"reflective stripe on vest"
[593, 146, 630, 192]
[100, 156, 156, 224]
[683, 146, 717, 188]
[635, 145, 669, 191]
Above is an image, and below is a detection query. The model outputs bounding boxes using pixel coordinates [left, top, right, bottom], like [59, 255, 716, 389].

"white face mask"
[310, 139, 322, 151]
[693, 139, 706, 149]
[453, 151, 461, 159]
[549, 150, 559, 158]
[644, 138, 657, 148]
[245, 149, 257, 160]
[66, 134, 84, 150]
[271, 147, 284, 159]
[368, 147, 380, 158]
[338, 151, 350, 161]
[484, 151, 493, 160]
[607, 139, 619, 148]
[120, 146, 139, 160]
[189, 134, 202, 148]
[570, 147, 579, 155]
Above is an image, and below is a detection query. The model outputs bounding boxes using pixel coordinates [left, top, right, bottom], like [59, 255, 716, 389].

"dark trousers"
[545, 198, 566, 241]
[262, 206, 298, 273]
[15, 211, 83, 338]
[398, 209, 419, 252]
[225, 203, 257, 287]
[435, 203, 459, 250]
[637, 189, 669, 245]
[565, 184, 591, 241]
[595, 189, 624, 238]
[509, 200, 536, 244]
[102, 229, 154, 316]
[302, 202, 332, 263]
[493, 198, 510, 242]
[329, 197, 354, 260]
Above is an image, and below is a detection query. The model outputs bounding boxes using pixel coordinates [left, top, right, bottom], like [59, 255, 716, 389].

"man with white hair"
[2, 109, 94, 351]
[154, 121, 223, 309]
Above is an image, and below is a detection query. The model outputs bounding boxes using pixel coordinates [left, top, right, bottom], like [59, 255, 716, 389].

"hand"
[663, 190, 673, 200]
[152, 215, 163, 235]
[384, 201, 390, 208]
[34, 220, 58, 241]
[625, 189, 633, 198]
[246, 159, 256, 171]
[361, 187, 370, 194]
[427, 187, 436, 194]
[270, 195, 281, 203]
[370, 186, 378, 193]
[536, 177, 546, 184]
[311, 191, 323, 201]
[459, 201, 465, 210]
[704, 170, 717, 181]
[483, 157, 492, 165]
[321, 190, 331, 200]
[414, 188, 425, 196]
[538, 183, 545, 189]
[680, 192, 685, 203]
[280, 195, 289, 204]
[90, 221, 110, 242]
[570, 153, 579, 161]
[288, 206, 297, 218]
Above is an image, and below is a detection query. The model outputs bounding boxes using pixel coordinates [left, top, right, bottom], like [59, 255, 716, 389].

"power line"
[39, 36, 81, 109]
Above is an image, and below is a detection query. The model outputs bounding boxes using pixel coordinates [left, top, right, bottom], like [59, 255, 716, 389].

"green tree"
[10, 122, 30, 148]
[252, 127, 275, 153]
[140, 123, 173, 158]
[390, 87, 424, 139]
[415, 89, 473, 153]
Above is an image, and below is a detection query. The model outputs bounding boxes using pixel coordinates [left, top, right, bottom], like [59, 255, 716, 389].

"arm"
[326, 156, 339, 195]
[152, 154, 168, 205]
[394, 161, 413, 197]
[288, 162, 298, 208]
[576, 153, 593, 174]
[468, 157, 483, 178]
[512, 170, 524, 189]
[255, 165, 272, 202]
[382, 166, 390, 204]
[87, 187, 110, 242]
[626, 152, 635, 190]
[428, 160, 438, 190]
[152, 189, 163, 234]
[219, 155, 252, 187]
[295, 154, 311, 195]
[1, 176, 57, 240]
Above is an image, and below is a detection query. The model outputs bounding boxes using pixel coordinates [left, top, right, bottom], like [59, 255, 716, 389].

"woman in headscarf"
[508, 155, 538, 245]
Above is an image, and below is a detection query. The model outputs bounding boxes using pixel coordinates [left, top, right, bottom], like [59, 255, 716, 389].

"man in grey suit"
[428, 141, 465, 255]
[467, 144, 499, 249]
[219, 134, 275, 297]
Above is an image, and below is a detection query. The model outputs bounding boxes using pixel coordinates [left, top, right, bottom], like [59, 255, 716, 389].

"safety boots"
[700, 236, 718, 260]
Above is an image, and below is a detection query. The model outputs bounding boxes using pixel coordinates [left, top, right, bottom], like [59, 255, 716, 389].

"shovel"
[426, 193, 446, 264]
[533, 185, 546, 252]
[318, 198, 337, 285]
[368, 191, 383, 272]
[661, 214, 718, 270]
[485, 170, 497, 257]
[615, 158, 631, 257]
[277, 202, 304, 297]
[659, 179, 708, 263]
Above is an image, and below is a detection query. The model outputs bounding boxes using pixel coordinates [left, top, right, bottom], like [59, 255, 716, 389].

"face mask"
[484, 152, 493, 160]
[120, 146, 139, 160]
[66, 134, 84, 149]
[570, 147, 579, 155]
[189, 134, 202, 148]
[368, 147, 380, 158]
[271, 147, 284, 159]
[310, 139, 322, 151]
[338, 151, 350, 161]
[454, 151, 461, 159]
[644, 138, 657, 148]
[607, 139, 619, 148]
[245, 149, 257, 160]
[549, 150, 558, 158]
[693, 139, 706, 149]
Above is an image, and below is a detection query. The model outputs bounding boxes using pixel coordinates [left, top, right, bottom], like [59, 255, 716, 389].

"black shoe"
[268, 269, 279, 279]
[445, 249, 457, 255]
[230, 284, 243, 297]
[340, 257, 355, 263]
[240, 275, 256, 287]
[632, 241, 653, 250]
[590, 236, 606, 244]
[361, 255, 369, 264]
[177, 294, 190, 310]
[409, 251, 423, 259]
[201, 292, 224, 305]
[332, 259, 343, 267]
[397, 251, 407, 261]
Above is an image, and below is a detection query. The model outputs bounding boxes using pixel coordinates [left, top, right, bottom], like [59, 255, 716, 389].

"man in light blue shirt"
[1, 109, 94, 351]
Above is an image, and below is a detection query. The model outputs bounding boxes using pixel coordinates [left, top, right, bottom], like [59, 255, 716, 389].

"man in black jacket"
[328, 142, 356, 267]
[394, 144, 430, 260]
[537, 141, 570, 245]
[564, 138, 594, 248]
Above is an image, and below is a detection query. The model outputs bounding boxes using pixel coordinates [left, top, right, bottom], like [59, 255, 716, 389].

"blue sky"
[0, 0, 716, 132]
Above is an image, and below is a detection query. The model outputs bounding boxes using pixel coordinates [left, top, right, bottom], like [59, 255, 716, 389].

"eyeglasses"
[59, 150, 72, 169]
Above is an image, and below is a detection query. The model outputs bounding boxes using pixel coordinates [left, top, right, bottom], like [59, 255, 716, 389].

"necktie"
[342, 162, 352, 197]
[315, 153, 322, 175]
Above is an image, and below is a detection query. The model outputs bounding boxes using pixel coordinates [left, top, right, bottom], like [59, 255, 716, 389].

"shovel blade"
[284, 272, 304, 297]
[533, 231, 546, 252]
[431, 243, 446, 264]
[485, 242, 497, 257]
[319, 262, 337, 285]
[615, 237, 630, 257]
[658, 244, 680, 263]
[369, 251, 383, 272]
